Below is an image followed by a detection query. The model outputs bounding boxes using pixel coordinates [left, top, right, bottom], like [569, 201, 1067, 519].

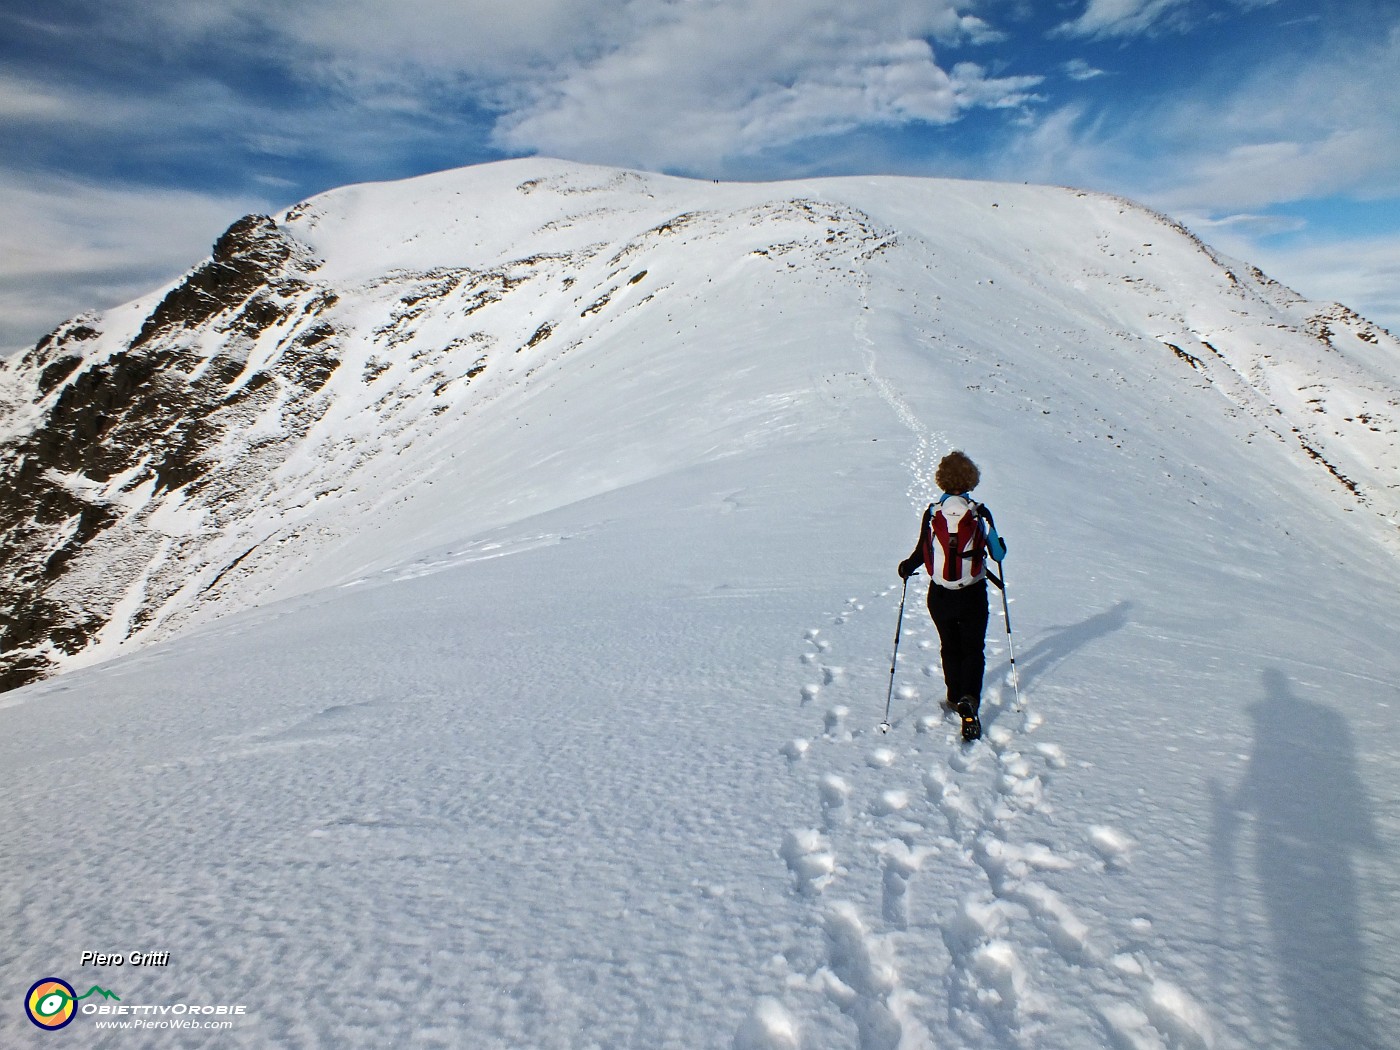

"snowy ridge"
[2, 160, 1399, 1049]
[1, 159, 1397, 689]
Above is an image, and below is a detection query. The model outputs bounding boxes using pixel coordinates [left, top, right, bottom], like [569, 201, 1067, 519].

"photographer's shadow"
[1212, 669, 1379, 1049]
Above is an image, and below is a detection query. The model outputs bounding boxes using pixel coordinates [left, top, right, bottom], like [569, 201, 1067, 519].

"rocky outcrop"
[0, 214, 341, 691]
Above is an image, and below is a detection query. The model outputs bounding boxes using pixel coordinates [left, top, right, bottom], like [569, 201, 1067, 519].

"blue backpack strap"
[974, 502, 1008, 564]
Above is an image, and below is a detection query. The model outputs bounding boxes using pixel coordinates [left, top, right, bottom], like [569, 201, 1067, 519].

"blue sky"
[2, 0, 1398, 354]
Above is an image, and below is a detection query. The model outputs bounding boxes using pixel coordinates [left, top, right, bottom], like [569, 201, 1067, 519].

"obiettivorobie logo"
[24, 978, 120, 1031]
[23, 974, 248, 1033]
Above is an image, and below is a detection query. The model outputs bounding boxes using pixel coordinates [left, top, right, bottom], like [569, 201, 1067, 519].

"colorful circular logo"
[26, 978, 77, 1031]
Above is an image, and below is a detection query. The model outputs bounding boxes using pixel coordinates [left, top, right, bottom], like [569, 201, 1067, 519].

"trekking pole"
[880, 574, 912, 733]
[992, 558, 1023, 710]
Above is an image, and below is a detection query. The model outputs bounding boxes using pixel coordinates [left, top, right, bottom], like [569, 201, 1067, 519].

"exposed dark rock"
[1163, 342, 1203, 371]
[0, 212, 341, 691]
[37, 355, 84, 395]
[131, 215, 300, 349]
[521, 323, 553, 351]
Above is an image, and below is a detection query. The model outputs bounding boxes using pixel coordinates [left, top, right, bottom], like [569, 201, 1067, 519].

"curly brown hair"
[936, 450, 980, 494]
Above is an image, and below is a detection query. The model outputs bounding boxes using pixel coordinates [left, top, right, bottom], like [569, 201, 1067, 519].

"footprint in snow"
[878, 840, 931, 930]
[780, 828, 837, 896]
[866, 747, 897, 768]
[734, 998, 801, 1050]
[781, 738, 810, 763]
[871, 789, 911, 818]
[1008, 880, 1097, 965]
[821, 902, 929, 1050]
[1088, 825, 1135, 870]
[818, 773, 852, 828]
[1143, 979, 1215, 1050]
[994, 748, 1045, 813]
[1034, 742, 1067, 769]
[924, 766, 980, 839]
[1099, 980, 1216, 1050]
[941, 896, 1035, 1041]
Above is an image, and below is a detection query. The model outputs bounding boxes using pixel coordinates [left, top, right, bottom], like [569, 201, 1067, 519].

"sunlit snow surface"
[3, 161, 1399, 1048]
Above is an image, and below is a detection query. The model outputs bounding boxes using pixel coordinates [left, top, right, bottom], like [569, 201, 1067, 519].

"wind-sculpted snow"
[2, 159, 1399, 1049]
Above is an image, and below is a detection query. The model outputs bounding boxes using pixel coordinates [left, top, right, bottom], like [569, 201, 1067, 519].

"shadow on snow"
[1212, 668, 1380, 1050]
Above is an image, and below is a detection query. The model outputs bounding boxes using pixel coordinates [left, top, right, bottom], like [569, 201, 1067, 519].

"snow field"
[3, 160, 1400, 1048]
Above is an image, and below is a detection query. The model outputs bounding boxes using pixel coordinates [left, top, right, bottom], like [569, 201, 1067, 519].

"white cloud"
[0, 74, 80, 121]
[1056, 0, 1190, 39]
[1184, 211, 1306, 237]
[1063, 59, 1107, 81]
[1149, 28, 1400, 212]
[1157, 132, 1397, 213]
[9, 0, 1046, 179]
[21, 0, 1034, 177]
[1056, 0, 1282, 38]
[955, 14, 1007, 45]
[996, 22, 1400, 211]
[487, 0, 1039, 170]
[949, 62, 1042, 111]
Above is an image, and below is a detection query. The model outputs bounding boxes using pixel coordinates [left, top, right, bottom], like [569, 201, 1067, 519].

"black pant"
[927, 579, 989, 711]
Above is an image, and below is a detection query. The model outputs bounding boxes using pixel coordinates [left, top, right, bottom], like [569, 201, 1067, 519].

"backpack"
[924, 494, 988, 589]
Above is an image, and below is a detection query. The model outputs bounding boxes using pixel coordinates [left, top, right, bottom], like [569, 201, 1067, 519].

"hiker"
[897, 451, 1006, 741]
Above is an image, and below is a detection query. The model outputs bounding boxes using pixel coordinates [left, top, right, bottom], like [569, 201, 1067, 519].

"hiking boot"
[956, 697, 981, 741]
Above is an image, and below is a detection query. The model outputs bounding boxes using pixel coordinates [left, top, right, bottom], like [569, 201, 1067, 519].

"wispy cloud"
[1185, 212, 1307, 237]
[1063, 59, 1107, 81]
[1151, 29, 1400, 212]
[998, 19, 1400, 207]
[1056, 0, 1192, 39]
[1055, 0, 1284, 39]
[491, 8, 1043, 171]
[277, 0, 1036, 173]
[0, 75, 82, 121]
[166, 0, 1039, 173]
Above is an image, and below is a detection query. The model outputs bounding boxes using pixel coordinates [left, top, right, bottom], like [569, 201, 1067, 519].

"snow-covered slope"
[1, 160, 1396, 691]
[2, 160, 1399, 1049]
